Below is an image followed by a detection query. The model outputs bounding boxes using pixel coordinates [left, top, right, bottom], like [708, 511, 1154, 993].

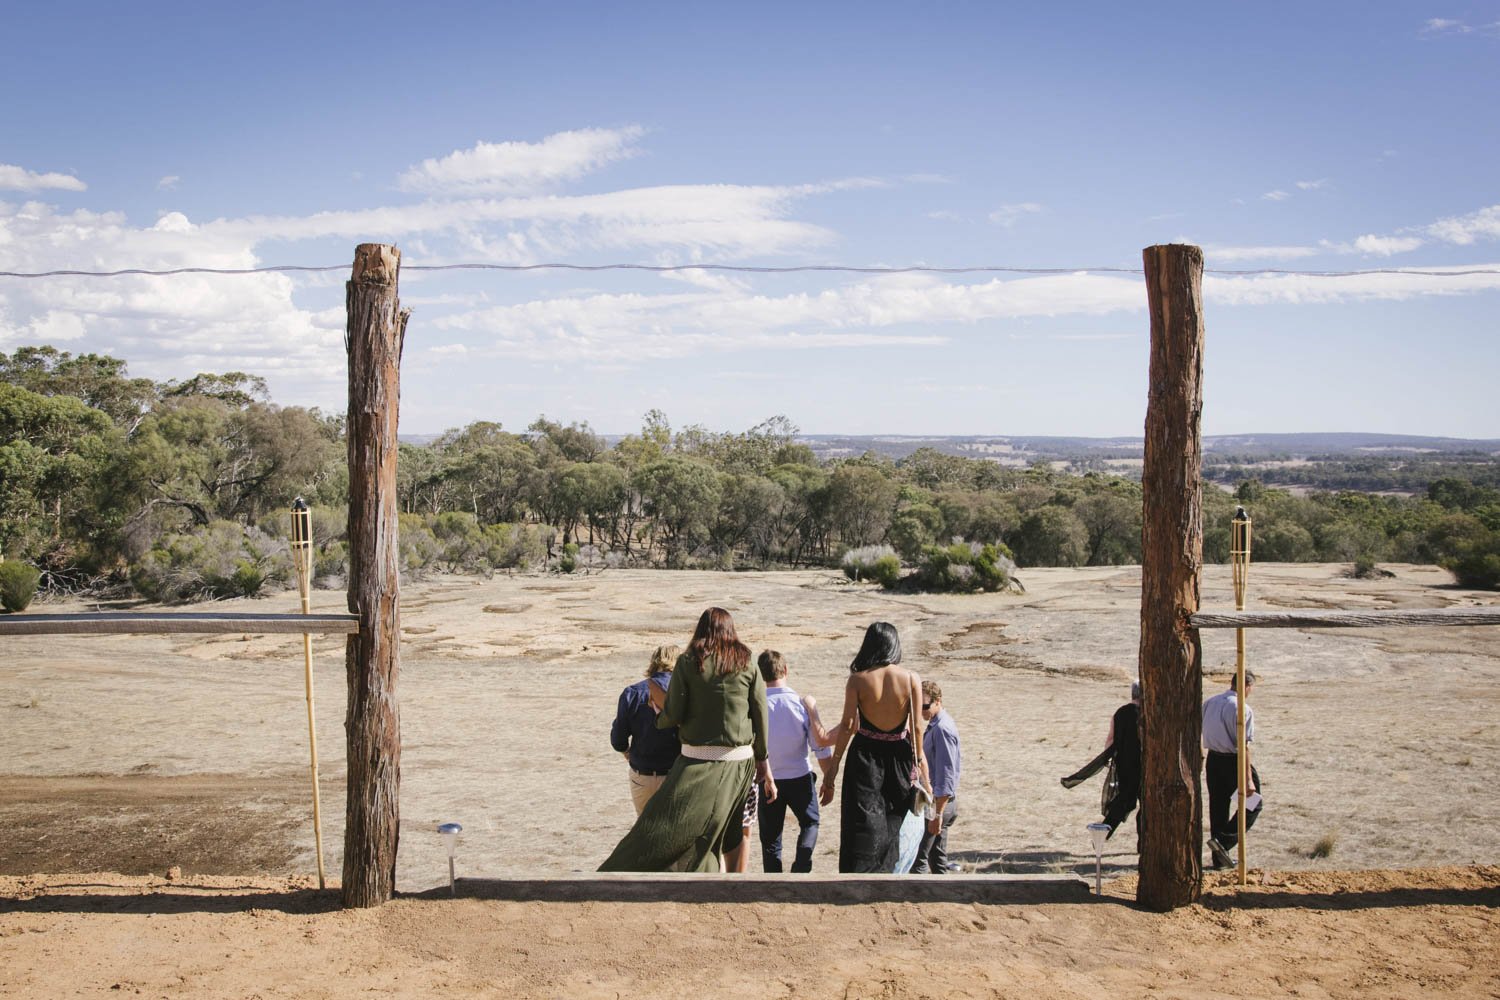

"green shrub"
[842, 545, 901, 587]
[0, 560, 40, 612]
[1444, 550, 1500, 589]
[559, 542, 580, 573]
[911, 542, 1023, 594]
[483, 522, 550, 570]
[131, 521, 291, 602]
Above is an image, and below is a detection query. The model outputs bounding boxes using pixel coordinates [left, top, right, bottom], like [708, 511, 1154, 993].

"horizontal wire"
[1, 262, 1499, 279]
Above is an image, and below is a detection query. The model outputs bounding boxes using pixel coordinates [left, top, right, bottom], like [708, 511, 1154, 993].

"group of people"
[1063, 672, 1264, 872]
[604, 608, 962, 874]
[607, 605, 1262, 876]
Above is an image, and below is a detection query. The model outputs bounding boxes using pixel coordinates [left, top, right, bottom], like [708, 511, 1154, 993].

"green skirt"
[599, 755, 754, 872]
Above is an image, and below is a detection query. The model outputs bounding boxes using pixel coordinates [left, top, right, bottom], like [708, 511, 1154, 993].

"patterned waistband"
[680, 743, 754, 761]
[856, 726, 909, 742]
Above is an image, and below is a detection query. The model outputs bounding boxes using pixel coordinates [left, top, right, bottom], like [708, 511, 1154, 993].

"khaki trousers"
[628, 767, 669, 815]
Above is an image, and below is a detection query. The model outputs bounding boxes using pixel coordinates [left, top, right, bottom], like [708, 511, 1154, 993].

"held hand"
[756, 760, 778, 804]
[926, 814, 942, 836]
[819, 778, 836, 806]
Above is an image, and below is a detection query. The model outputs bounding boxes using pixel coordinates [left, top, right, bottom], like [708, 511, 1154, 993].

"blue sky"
[2, 3, 1498, 438]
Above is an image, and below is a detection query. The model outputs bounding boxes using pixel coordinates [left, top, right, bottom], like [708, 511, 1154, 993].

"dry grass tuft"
[1309, 832, 1337, 859]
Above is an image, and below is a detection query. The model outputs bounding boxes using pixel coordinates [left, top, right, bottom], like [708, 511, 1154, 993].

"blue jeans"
[759, 772, 820, 873]
[910, 797, 959, 874]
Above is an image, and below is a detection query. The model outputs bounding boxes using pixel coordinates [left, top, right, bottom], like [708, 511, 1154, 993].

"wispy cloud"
[397, 126, 645, 195]
[1262, 190, 1290, 202]
[1295, 178, 1328, 191]
[1206, 203, 1500, 262]
[926, 210, 965, 222]
[1348, 234, 1425, 256]
[429, 271, 1145, 362]
[1204, 244, 1323, 263]
[157, 175, 180, 191]
[206, 183, 841, 260]
[988, 202, 1043, 227]
[1206, 266, 1500, 306]
[1421, 17, 1473, 35]
[0, 163, 86, 192]
[1426, 204, 1500, 245]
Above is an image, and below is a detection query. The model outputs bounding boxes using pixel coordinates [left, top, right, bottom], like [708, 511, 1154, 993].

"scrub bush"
[0, 560, 40, 611]
[842, 545, 902, 587]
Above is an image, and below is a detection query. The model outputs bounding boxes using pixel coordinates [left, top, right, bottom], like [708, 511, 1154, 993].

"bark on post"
[343, 243, 408, 908]
[1136, 243, 1206, 912]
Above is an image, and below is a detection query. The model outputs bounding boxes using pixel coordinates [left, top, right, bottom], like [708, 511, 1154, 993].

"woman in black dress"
[820, 622, 927, 873]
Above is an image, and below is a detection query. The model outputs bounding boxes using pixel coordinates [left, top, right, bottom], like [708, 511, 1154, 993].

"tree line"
[2, 345, 1496, 606]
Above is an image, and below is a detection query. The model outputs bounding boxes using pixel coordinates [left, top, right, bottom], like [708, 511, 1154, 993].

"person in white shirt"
[1202, 671, 1262, 869]
[756, 650, 835, 872]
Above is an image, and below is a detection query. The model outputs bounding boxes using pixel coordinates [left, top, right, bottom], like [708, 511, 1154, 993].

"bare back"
[846, 664, 919, 732]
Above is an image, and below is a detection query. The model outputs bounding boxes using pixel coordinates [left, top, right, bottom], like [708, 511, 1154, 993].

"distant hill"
[794, 432, 1500, 464]
[398, 429, 1500, 464]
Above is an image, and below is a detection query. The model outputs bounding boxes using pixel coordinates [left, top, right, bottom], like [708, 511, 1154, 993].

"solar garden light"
[438, 822, 463, 895]
[1087, 822, 1110, 896]
[289, 497, 327, 890]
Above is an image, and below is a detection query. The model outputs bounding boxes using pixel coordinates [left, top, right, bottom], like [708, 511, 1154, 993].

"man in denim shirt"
[756, 650, 834, 872]
[610, 645, 682, 815]
[912, 679, 961, 874]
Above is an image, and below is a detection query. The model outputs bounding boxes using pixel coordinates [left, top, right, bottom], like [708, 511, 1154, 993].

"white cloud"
[152, 212, 195, 234]
[414, 260, 1500, 364]
[1206, 266, 1500, 306]
[1262, 190, 1290, 202]
[1426, 204, 1500, 245]
[207, 182, 840, 260]
[397, 126, 645, 195]
[430, 271, 1143, 362]
[0, 200, 340, 397]
[1350, 234, 1425, 256]
[1204, 244, 1322, 263]
[1421, 17, 1472, 34]
[1295, 179, 1328, 191]
[0, 164, 86, 192]
[926, 210, 964, 222]
[988, 202, 1043, 227]
[1208, 203, 1500, 263]
[157, 175, 180, 191]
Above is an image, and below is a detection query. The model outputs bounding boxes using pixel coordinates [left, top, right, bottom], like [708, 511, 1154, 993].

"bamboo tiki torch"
[291, 497, 327, 889]
[1230, 506, 1253, 886]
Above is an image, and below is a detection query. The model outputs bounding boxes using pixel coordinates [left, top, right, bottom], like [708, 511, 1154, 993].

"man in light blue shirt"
[912, 679, 962, 874]
[756, 650, 834, 872]
[1202, 671, 1261, 869]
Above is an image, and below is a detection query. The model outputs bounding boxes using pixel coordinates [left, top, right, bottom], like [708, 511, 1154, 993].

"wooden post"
[1136, 243, 1206, 912]
[342, 243, 408, 907]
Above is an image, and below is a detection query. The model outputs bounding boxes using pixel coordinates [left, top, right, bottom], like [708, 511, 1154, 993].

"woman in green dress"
[600, 607, 777, 872]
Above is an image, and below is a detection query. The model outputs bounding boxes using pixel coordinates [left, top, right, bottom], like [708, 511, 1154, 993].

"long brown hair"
[688, 607, 751, 676]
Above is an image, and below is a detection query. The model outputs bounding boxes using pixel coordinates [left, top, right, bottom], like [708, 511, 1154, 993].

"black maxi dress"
[838, 712, 915, 873]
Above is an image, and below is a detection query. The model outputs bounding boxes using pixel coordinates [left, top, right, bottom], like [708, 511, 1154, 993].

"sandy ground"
[2, 563, 1498, 997]
[1, 867, 1496, 998]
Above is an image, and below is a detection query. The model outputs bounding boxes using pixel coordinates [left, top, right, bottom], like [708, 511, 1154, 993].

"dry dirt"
[2, 563, 1498, 997]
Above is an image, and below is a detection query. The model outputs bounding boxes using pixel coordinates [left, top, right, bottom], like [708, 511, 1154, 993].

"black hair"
[850, 621, 902, 673]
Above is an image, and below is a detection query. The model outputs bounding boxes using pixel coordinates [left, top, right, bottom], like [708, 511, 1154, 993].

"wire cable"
[2, 263, 1499, 279]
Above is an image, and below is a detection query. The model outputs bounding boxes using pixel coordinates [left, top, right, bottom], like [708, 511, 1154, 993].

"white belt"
[680, 743, 754, 762]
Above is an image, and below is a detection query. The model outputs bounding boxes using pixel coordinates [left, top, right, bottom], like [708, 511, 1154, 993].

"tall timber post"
[342, 243, 408, 907]
[1136, 243, 1206, 911]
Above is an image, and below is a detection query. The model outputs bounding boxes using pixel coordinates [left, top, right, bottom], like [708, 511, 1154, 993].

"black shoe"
[1208, 838, 1233, 870]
